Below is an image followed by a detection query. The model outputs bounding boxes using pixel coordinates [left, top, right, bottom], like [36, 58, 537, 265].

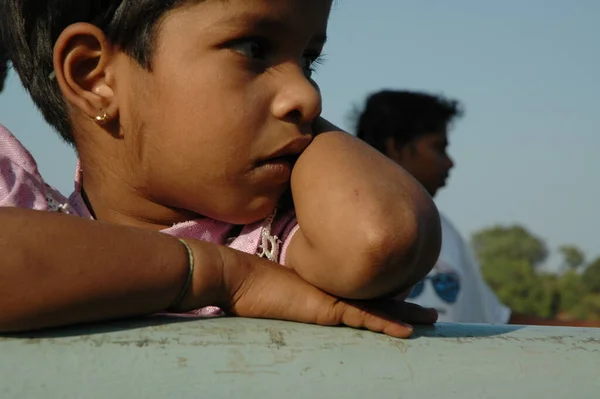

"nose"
[271, 64, 322, 125]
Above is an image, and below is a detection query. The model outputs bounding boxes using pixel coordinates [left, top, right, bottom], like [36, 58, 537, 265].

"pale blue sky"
[1, 0, 598, 268]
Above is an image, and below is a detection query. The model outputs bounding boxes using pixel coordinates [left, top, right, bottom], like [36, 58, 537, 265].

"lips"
[252, 136, 312, 184]
[254, 155, 296, 184]
[257, 136, 312, 165]
[256, 154, 298, 167]
[440, 174, 450, 186]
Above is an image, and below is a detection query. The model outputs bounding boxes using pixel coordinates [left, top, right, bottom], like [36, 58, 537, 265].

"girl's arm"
[0, 207, 223, 332]
[286, 118, 442, 300]
[0, 207, 432, 336]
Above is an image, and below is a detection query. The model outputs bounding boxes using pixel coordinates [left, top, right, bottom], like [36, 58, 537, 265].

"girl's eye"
[230, 38, 270, 61]
[302, 54, 326, 78]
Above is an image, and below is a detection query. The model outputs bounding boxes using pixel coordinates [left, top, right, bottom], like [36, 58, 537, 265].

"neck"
[78, 152, 197, 231]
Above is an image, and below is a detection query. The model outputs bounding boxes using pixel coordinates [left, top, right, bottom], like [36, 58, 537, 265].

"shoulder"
[0, 124, 39, 173]
[439, 213, 467, 249]
[439, 213, 461, 237]
[0, 124, 55, 210]
[437, 212, 470, 270]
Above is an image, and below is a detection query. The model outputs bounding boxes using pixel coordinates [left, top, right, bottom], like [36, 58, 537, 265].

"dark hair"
[0, 37, 8, 93]
[0, 0, 202, 144]
[354, 90, 464, 154]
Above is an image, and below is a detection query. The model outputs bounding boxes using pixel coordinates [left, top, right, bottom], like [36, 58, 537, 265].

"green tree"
[583, 257, 600, 294]
[558, 245, 585, 271]
[566, 293, 600, 321]
[472, 225, 548, 269]
[577, 295, 600, 321]
[471, 224, 600, 321]
[557, 270, 587, 314]
[555, 258, 600, 321]
[480, 258, 555, 318]
[471, 225, 552, 318]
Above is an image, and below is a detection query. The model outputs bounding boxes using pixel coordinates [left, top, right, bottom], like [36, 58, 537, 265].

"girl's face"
[110, 0, 331, 224]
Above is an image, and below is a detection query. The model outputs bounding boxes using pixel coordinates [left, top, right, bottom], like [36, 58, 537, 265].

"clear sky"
[1, 0, 598, 268]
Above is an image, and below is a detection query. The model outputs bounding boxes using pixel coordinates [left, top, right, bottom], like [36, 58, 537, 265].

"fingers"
[225, 253, 435, 339]
[305, 295, 415, 338]
[328, 300, 437, 339]
[374, 300, 438, 325]
[229, 264, 417, 338]
[330, 301, 416, 338]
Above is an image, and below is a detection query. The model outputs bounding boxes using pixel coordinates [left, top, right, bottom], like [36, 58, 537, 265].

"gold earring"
[94, 111, 109, 125]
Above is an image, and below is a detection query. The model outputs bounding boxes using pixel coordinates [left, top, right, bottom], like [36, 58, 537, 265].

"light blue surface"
[1, 318, 599, 398]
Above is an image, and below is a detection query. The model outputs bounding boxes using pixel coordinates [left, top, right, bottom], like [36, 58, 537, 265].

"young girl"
[0, 0, 440, 337]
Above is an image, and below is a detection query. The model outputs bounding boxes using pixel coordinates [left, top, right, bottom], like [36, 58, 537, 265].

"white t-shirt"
[408, 214, 511, 324]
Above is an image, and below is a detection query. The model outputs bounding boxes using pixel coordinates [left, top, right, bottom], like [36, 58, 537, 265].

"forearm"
[288, 122, 441, 299]
[0, 207, 223, 332]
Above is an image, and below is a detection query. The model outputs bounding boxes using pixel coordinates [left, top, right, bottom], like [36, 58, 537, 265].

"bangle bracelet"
[168, 238, 195, 312]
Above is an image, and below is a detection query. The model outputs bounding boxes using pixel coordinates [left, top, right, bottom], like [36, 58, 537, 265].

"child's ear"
[53, 23, 118, 125]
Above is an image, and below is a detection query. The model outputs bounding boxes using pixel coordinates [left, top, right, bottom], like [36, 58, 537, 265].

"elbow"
[0, 295, 50, 333]
[335, 192, 442, 300]
[0, 313, 30, 334]
[0, 300, 44, 333]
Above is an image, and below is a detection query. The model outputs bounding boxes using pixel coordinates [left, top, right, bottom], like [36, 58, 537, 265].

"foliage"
[558, 245, 585, 271]
[583, 257, 600, 294]
[471, 224, 600, 321]
[557, 270, 586, 313]
[480, 258, 555, 318]
[472, 225, 548, 269]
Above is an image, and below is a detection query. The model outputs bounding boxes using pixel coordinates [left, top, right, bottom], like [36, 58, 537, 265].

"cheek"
[154, 76, 265, 156]
[124, 59, 277, 209]
[131, 93, 260, 203]
[138, 84, 225, 158]
[427, 152, 446, 170]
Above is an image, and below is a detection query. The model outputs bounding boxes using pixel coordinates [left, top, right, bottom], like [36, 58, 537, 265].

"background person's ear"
[384, 137, 406, 163]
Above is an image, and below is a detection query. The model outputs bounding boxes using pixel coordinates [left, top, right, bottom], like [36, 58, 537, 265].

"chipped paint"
[1, 319, 599, 398]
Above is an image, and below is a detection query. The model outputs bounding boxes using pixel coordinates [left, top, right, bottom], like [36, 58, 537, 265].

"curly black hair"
[354, 90, 464, 154]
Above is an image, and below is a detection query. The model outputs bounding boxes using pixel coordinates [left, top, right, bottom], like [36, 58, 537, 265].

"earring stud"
[94, 111, 109, 125]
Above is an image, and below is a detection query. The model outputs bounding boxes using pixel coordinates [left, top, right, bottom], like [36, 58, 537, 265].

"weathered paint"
[1, 318, 599, 398]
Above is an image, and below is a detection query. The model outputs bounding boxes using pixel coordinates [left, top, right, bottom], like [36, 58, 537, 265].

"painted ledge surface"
[1, 318, 599, 398]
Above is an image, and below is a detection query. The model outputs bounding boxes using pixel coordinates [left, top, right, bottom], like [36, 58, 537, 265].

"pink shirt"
[0, 124, 300, 317]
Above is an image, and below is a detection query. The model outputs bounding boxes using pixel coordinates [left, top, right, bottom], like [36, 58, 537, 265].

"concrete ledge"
[1, 318, 599, 398]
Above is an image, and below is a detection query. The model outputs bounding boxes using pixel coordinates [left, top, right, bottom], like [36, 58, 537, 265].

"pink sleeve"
[0, 124, 52, 210]
[271, 210, 300, 266]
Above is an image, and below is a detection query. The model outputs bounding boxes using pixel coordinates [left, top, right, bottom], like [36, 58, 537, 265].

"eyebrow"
[217, 12, 328, 46]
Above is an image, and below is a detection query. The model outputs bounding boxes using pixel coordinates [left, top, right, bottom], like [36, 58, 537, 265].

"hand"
[217, 248, 437, 338]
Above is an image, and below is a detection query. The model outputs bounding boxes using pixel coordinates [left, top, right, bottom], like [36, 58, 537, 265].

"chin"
[429, 182, 446, 197]
[425, 187, 438, 197]
[217, 197, 280, 226]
